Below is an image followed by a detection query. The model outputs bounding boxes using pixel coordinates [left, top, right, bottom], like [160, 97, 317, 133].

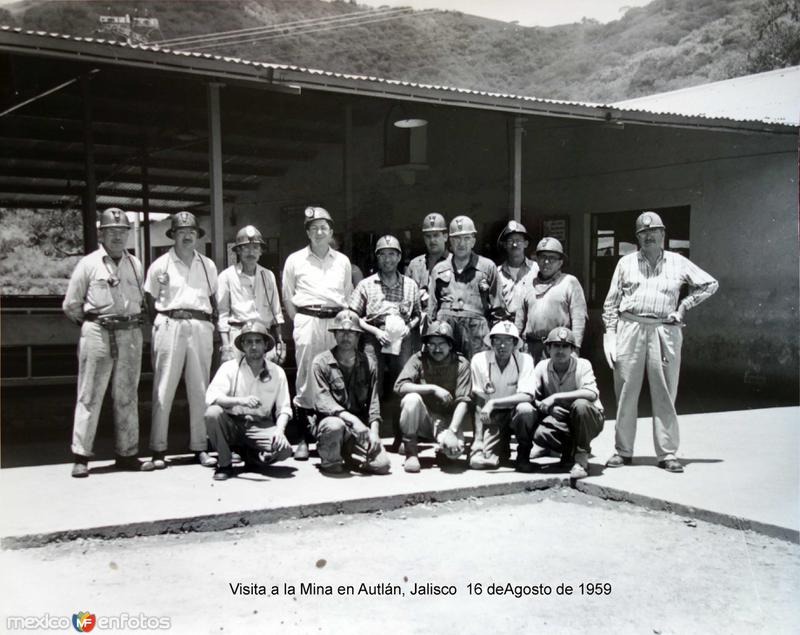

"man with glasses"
[602, 211, 718, 474]
[428, 215, 504, 359]
[515, 237, 587, 363]
[496, 221, 538, 319]
[143, 211, 219, 471]
[63, 208, 145, 477]
[282, 207, 353, 460]
[217, 225, 285, 364]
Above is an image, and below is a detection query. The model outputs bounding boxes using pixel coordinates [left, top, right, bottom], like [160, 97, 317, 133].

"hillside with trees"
[2, 0, 798, 102]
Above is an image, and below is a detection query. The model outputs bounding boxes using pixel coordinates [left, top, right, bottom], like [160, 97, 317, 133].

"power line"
[188, 9, 434, 53]
[155, 7, 409, 47]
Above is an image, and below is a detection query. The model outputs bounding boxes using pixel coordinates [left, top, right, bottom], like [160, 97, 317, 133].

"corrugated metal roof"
[613, 66, 800, 127]
[1, 26, 797, 133]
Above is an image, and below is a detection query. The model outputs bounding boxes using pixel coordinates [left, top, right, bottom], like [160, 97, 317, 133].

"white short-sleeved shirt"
[206, 358, 293, 420]
[144, 248, 218, 313]
[282, 246, 352, 309]
[470, 350, 536, 400]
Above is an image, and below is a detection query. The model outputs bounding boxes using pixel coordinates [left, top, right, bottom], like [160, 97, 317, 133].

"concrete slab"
[1, 407, 797, 548]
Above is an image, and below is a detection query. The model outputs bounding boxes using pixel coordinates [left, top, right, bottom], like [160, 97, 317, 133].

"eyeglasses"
[537, 254, 562, 263]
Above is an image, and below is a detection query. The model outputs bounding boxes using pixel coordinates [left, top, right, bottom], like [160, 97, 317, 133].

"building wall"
[521, 122, 799, 402]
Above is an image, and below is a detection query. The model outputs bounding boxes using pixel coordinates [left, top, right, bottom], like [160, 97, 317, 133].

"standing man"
[217, 225, 285, 364]
[310, 310, 391, 476]
[603, 211, 718, 473]
[63, 208, 145, 477]
[428, 215, 504, 359]
[282, 207, 353, 460]
[520, 327, 605, 480]
[350, 235, 422, 398]
[515, 237, 587, 362]
[205, 320, 293, 481]
[394, 321, 472, 473]
[469, 321, 538, 472]
[143, 211, 218, 470]
[406, 212, 449, 323]
[496, 220, 538, 319]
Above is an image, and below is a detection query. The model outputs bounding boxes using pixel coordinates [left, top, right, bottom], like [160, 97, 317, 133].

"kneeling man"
[469, 321, 537, 472]
[205, 320, 293, 481]
[394, 321, 472, 472]
[520, 327, 604, 479]
[310, 310, 391, 476]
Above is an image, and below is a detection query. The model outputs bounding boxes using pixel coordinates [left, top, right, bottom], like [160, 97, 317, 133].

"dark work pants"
[532, 398, 604, 460]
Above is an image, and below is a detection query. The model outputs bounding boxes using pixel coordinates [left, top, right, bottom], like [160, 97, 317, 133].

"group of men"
[63, 204, 717, 482]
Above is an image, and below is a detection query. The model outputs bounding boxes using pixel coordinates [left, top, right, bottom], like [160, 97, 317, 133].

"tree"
[746, 0, 800, 72]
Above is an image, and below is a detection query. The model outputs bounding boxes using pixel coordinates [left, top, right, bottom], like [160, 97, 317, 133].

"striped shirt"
[602, 250, 718, 333]
[349, 273, 421, 326]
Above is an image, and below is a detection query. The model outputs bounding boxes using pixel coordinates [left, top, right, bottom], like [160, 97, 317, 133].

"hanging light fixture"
[392, 103, 427, 129]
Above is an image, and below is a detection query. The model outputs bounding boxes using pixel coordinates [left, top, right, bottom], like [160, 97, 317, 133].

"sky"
[335, 0, 654, 27]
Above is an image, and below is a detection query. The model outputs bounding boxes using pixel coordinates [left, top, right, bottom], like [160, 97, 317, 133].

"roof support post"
[512, 116, 524, 223]
[343, 103, 354, 250]
[81, 74, 98, 253]
[141, 142, 152, 269]
[207, 82, 225, 269]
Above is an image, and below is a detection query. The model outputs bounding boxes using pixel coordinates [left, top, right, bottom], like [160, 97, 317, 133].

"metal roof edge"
[1, 26, 797, 135]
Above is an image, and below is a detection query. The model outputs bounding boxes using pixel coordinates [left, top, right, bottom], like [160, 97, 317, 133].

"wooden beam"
[81, 74, 98, 253]
[208, 82, 225, 270]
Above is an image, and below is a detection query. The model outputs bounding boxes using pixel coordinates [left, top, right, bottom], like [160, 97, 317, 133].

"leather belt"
[84, 314, 142, 329]
[228, 320, 246, 327]
[158, 309, 214, 321]
[296, 305, 340, 319]
[620, 311, 671, 325]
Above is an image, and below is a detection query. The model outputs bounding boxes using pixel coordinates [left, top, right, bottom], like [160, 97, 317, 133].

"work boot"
[402, 437, 419, 473]
[141, 451, 167, 471]
[469, 452, 500, 470]
[569, 452, 590, 479]
[514, 445, 537, 473]
[606, 454, 632, 468]
[658, 458, 684, 473]
[294, 439, 310, 461]
[196, 451, 217, 467]
[115, 455, 144, 471]
[319, 462, 347, 476]
[213, 466, 235, 481]
[71, 455, 89, 478]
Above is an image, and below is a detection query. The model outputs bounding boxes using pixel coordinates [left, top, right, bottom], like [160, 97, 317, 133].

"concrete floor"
[1, 407, 797, 547]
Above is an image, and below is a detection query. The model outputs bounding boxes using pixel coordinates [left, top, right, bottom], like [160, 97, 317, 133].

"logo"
[456, 219, 463, 230]
[503, 322, 512, 333]
[72, 612, 96, 632]
[112, 210, 122, 223]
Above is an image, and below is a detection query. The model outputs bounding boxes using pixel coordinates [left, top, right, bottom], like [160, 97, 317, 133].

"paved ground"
[1, 491, 798, 634]
[1, 407, 797, 547]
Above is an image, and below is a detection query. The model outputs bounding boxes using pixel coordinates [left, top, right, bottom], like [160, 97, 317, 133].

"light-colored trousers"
[292, 313, 336, 409]
[613, 317, 682, 461]
[398, 393, 465, 457]
[71, 321, 142, 457]
[150, 315, 213, 452]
